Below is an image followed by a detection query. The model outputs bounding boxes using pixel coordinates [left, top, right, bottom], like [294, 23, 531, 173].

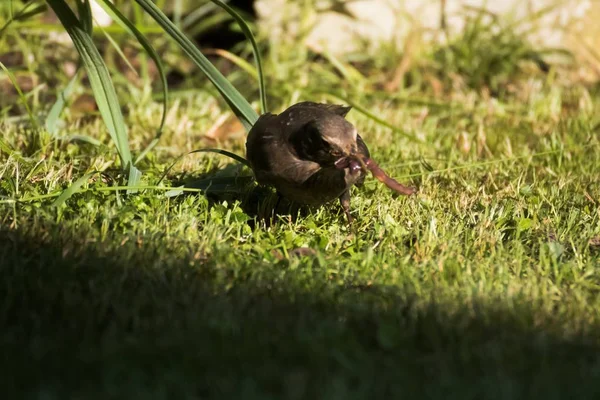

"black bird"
[245, 101, 372, 223]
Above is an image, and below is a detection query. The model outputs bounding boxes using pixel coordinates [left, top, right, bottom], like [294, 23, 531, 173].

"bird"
[245, 101, 372, 223]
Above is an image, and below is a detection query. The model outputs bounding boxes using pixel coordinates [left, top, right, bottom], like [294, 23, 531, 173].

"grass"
[2, 2, 600, 399]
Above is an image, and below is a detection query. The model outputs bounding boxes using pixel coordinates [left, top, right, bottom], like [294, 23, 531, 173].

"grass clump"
[431, 7, 558, 95]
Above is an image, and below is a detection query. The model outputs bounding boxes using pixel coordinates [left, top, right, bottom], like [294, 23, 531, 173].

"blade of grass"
[5, 143, 596, 206]
[320, 49, 366, 88]
[94, 0, 169, 165]
[0, 61, 40, 131]
[0, 0, 46, 36]
[323, 93, 423, 143]
[173, 0, 183, 28]
[131, 2, 150, 81]
[0, 185, 205, 205]
[208, 0, 267, 114]
[45, 68, 81, 135]
[508, 0, 569, 31]
[75, 0, 93, 35]
[382, 143, 598, 179]
[46, 0, 134, 172]
[99, 25, 139, 77]
[133, 0, 258, 130]
[58, 134, 103, 146]
[127, 162, 142, 194]
[185, 12, 232, 38]
[205, 48, 258, 79]
[182, 1, 223, 30]
[51, 171, 99, 207]
[7, 0, 14, 19]
[0, 137, 15, 156]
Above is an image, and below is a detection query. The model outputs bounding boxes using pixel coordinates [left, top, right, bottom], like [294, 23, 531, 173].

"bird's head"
[290, 115, 363, 169]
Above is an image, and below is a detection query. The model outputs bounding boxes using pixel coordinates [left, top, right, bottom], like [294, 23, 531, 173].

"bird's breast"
[276, 166, 364, 206]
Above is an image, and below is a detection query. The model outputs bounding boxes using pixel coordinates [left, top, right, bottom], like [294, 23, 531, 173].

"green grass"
[2, 87, 600, 398]
[2, 2, 600, 399]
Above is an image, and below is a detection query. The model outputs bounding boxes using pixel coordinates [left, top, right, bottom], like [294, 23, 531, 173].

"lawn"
[1, 1, 600, 399]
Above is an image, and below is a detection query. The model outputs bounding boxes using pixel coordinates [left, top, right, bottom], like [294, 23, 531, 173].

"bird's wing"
[245, 113, 280, 172]
[250, 112, 277, 131]
[246, 113, 278, 149]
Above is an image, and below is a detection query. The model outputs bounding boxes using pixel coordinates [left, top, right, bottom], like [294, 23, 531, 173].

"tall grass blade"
[94, 0, 169, 164]
[46, 0, 133, 170]
[45, 68, 80, 135]
[508, 1, 569, 31]
[208, 0, 267, 114]
[127, 163, 142, 194]
[320, 49, 366, 88]
[323, 93, 423, 143]
[185, 12, 231, 38]
[0, 1, 46, 36]
[75, 0, 93, 34]
[182, 1, 222, 30]
[100, 25, 139, 77]
[206, 48, 258, 79]
[0, 61, 39, 131]
[133, 0, 258, 131]
[59, 134, 103, 146]
[51, 171, 99, 207]
[0, 137, 15, 156]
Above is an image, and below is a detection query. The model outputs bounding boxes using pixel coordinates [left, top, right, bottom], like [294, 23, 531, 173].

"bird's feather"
[285, 101, 352, 117]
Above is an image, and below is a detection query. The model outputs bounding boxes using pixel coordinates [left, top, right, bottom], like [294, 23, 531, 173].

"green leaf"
[208, 0, 267, 114]
[133, 0, 258, 131]
[46, 0, 133, 169]
[94, 0, 169, 164]
[51, 171, 99, 207]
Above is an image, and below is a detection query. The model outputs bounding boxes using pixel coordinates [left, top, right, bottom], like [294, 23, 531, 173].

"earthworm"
[364, 157, 416, 196]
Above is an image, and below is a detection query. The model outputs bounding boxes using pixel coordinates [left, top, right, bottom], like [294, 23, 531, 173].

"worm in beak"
[335, 155, 415, 196]
[335, 155, 368, 174]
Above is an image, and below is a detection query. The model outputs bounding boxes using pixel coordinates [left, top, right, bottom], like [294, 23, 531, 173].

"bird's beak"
[334, 153, 367, 174]
[350, 154, 368, 173]
[334, 157, 349, 169]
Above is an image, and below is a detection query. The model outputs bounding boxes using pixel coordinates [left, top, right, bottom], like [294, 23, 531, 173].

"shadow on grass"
[175, 172, 325, 227]
[1, 223, 599, 399]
